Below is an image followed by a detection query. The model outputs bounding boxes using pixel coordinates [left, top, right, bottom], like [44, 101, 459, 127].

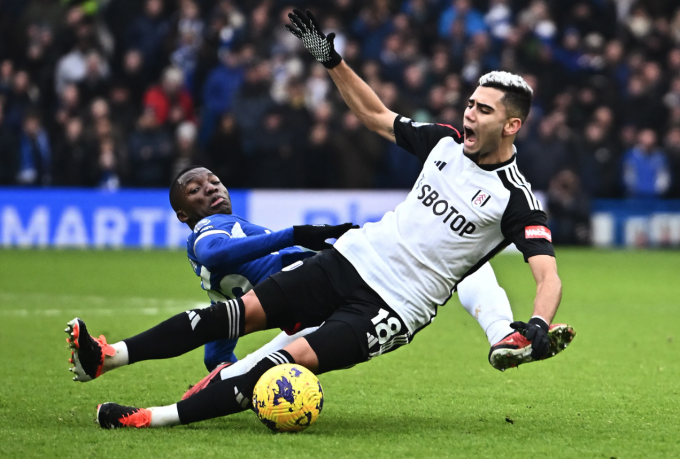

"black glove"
[285, 9, 342, 69]
[293, 223, 358, 251]
[510, 318, 550, 360]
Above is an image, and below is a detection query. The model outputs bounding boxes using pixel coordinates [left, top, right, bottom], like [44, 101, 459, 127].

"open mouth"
[210, 197, 224, 207]
[464, 126, 477, 145]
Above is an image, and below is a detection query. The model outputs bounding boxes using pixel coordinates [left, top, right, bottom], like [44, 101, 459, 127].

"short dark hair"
[478, 71, 533, 122]
[169, 165, 204, 212]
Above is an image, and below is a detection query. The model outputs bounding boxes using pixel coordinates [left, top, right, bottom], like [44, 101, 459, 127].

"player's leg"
[66, 296, 267, 382]
[203, 338, 238, 372]
[457, 262, 514, 346]
[97, 319, 365, 428]
[459, 263, 576, 371]
[182, 327, 318, 400]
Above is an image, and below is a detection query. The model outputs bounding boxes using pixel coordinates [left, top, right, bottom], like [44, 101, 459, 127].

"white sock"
[457, 262, 514, 346]
[219, 327, 319, 380]
[148, 404, 180, 427]
[102, 342, 129, 373]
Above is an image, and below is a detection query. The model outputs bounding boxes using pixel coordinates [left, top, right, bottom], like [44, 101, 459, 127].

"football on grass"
[252, 364, 324, 432]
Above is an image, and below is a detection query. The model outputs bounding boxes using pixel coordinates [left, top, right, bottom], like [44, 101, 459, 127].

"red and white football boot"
[489, 324, 576, 371]
[65, 318, 115, 382]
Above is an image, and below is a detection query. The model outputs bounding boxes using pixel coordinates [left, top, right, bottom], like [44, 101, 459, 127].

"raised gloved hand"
[510, 317, 550, 360]
[284, 9, 342, 69]
[293, 223, 358, 251]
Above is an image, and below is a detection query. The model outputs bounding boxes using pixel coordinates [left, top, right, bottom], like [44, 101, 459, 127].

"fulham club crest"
[471, 190, 491, 207]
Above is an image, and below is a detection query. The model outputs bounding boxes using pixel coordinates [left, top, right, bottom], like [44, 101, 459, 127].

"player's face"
[176, 168, 232, 227]
[462, 86, 508, 157]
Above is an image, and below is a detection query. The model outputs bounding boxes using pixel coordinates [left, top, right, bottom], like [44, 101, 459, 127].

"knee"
[283, 338, 319, 373]
[242, 291, 267, 334]
[190, 302, 238, 341]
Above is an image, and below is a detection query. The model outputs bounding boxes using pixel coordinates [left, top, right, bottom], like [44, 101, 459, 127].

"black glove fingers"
[305, 10, 324, 37]
[288, 12, 307, 32]
[291, 9, 309, 30]
[531, 335, 549, 359]
[284, 24, 302, 38]
[525, 326, 537, 341]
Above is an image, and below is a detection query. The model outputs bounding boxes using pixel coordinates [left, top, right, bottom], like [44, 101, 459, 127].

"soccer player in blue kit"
[175, 166, 325, 373]
[171, 165, 354, 397]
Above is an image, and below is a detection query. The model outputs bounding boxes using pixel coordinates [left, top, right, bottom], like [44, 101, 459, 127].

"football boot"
[182, 362, 233, 400]
[65, 318, 115, 382]
[96, 403, 152, 429]
[489, 323, 576, 371]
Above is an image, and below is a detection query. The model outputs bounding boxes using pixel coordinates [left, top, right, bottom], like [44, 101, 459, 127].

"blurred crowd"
[2, 0, 680, 242]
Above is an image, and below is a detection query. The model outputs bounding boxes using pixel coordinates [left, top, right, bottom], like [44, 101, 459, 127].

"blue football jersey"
[187, 214, 314, 303]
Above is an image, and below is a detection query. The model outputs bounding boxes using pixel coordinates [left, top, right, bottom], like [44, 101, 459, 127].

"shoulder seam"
[504, 165, 541, 211]
[510, 164, 543, 210]
[435, 123, 462, 140]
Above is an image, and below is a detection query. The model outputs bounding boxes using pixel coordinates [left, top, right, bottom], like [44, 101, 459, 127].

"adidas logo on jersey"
[433, 160, 447, 171]
[418, 183, 477, 237]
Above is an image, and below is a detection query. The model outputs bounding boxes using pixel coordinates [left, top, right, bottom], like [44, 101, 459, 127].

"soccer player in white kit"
[65, 10, 575, 429]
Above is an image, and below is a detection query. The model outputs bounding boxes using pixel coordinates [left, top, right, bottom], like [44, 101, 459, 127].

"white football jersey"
[334, 116, 554, 334]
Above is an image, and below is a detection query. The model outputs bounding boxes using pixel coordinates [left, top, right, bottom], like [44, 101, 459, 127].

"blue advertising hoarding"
[592, 199, 680, 247]
[2, 188, 679, 248]
[0, 188, 247, 248]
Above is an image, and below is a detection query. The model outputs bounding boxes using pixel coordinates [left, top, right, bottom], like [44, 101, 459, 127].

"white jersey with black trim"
[334, 115, 554, 334]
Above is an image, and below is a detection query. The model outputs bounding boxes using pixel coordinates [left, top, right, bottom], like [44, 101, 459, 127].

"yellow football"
[252, 364, 324, 432]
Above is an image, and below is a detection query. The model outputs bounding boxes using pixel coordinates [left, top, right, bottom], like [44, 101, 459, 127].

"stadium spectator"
[16, 110, 51, 186]
[52, 116, 90, 186]
[0, 59, 13, 95]
[547, 169, 590, 245]
[622, 129, 671, 198]
[303, 122, 336, 189]
[205, 112, 246, 188]
[332, 111, 385, 189]
[143, 66, 195, 128]
[117, 49, 149, 103]
[231, 61, 275, 155]
[125, 0, 170, 76]
[55, 41, 109, 97]
[76, 52, 110, 103]
[108, 80, 138, 134]
[0, 103, 18, 184]
[171, 121, 200, 180]
[199, 49, 245, 145]
[127, 107, 173, 187]
[53, 84, 81, 136]
[249, 106, 303, 188]
[517, 114, 571, 192]
[663, 127, 680, 198]
[4, 70, 37, 132]
[578, 122, 622, 198]
[97, 136, 121, 190]
[439, 0, 487, 39]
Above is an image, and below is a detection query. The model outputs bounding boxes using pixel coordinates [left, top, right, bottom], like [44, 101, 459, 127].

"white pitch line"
[0, 291, 207, 317]
[0, 305, 206, 317]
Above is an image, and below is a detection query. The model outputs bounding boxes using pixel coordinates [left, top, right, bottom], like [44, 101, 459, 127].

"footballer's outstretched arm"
[327, 62, 398, 142]
[195, 223, 356, 270]
[285, 9, 397, 142]
[527, 255, 562, 324]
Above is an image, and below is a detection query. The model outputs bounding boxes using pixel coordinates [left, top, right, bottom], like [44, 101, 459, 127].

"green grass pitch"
[0, 248, 679, 458]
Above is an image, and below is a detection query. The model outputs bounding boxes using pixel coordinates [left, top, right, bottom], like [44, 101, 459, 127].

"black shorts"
[253, 249, 411, 373]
